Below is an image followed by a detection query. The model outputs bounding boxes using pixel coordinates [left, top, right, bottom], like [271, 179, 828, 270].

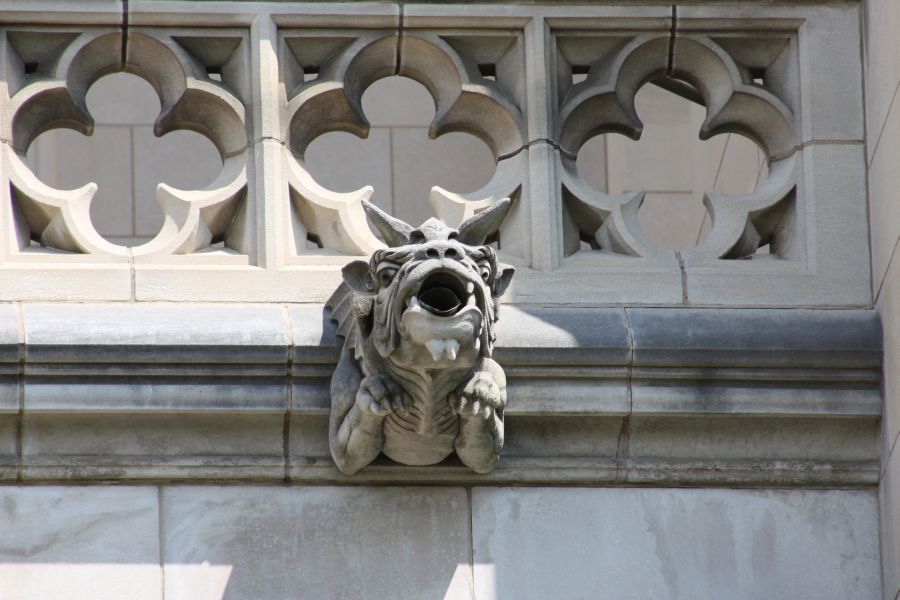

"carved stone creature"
[327, 199, 515, 474]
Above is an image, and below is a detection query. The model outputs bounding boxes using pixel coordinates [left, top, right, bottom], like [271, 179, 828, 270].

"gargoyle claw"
[357, 373, 408, 416]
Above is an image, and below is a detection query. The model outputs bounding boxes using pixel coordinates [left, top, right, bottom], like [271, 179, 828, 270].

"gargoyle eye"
[478, 263, 491, 282]
[378, 268, 397, 288]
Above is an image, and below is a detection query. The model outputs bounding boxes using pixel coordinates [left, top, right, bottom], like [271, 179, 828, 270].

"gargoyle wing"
[325, 281, 373, 362]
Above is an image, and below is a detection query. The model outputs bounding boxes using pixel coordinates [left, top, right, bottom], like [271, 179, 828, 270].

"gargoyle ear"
[362, 200, 414, 247]
[457, 197, 513, 246]
[492, 264, 515, 297]
[342, 260, 374, 294]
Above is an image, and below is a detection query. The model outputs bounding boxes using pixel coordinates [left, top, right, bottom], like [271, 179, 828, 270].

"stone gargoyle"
[326, 199, 515, 474]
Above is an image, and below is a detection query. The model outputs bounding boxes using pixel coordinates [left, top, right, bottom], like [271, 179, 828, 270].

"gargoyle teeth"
[466, 282, 475, 294]
[407, 295, 420, 309]
[445, 339, 459, 360]
[424, 338, 461, 361]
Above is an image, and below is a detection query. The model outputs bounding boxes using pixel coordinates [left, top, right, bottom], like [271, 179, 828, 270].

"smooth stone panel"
[0, 486, 160, 600]
[23, 303, 288, 364]
[472, 487, 881, 600]
[628, 307, 882, 369]
[22, 413, 284, 480]
[881, 447, 900, 600]
[163, 486, 472, 600]
[878, 251, 900, 463]
[864, 0, 900, 164]
[867, 99, 900, 288]
[494, 307, 629, 366]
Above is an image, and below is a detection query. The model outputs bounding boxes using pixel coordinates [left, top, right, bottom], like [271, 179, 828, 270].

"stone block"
[0, 415, 17, 480]
[678, 4, 863, 144]
[878, 252, 900, 464]
[0, 304, 19, 413]
[627, 307, 882, 369]
[686, 144, 871, 306]
[0, 486, 160, 600]
[22, 302, 288, 365]
[289, 304, 340, 366]
[21, 413, 285, 481]
[626, 415, 878, 466]
[129, 1, 399, 28]
[882, 450, 900, 600]
[868, 101, 900, 289]
[134, 265, 343, 302]
[0, 0, 122, 25]
[0, 265, 132, 302]
[472, 487, 881, 600]
[864, 0, 900, 165]
[162, 486, 472, 599]
[794, 5, 864, 143]
[494, 307, 629, 365]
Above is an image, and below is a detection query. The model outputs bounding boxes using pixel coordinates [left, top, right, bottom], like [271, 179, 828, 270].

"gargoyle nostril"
[426, 248, 439, 258]
[445, 248, 458, 258]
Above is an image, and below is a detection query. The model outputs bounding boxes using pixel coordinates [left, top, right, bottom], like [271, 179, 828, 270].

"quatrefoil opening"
[557, 33, 800, 260]
[283, 31, 525, 256]
[5, 30, 248, 259]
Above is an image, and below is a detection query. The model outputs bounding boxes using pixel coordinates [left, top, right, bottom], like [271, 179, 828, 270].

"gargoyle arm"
[329, 350, 385, 475]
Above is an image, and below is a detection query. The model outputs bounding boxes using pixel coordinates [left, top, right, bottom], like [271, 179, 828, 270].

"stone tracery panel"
[2, 27, 249, 260]
[0, 3, 871, 306]
[555, 31, 800, 260]
[281, 28, 527, 257]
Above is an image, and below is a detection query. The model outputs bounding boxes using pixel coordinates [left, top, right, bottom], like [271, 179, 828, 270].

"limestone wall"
[0, 2, 889, 599]
[863, 0, 900, 598]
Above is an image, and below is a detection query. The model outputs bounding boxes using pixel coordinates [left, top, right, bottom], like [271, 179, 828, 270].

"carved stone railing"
[0, 302, 881, 485]
[0, 2, 871, 306]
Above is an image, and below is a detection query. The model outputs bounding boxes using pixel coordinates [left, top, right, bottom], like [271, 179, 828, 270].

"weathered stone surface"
[162, 486, 472, 600]
[0, 486, 161, 600]
[472, 487, 881, 600]
[0, 304, 19, 410]
[628, 308, 882, 369]
[22, 412, 285, 481]
[868, 100, 900, 289]
[881, 449, 900, 600]
[23, 302, 288, 366]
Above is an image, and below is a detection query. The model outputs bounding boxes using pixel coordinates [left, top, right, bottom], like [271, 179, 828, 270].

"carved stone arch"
[285, 31, 525, 256]
[6, 30, 248, 259]
[557, 33, 799, 259]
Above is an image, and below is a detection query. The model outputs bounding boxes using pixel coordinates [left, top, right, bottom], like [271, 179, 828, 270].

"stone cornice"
[0, 303, 881, 485]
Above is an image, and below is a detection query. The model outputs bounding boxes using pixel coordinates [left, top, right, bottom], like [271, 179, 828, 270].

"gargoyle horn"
[362, 200, 414, 247]
[457, 198, 513, 246]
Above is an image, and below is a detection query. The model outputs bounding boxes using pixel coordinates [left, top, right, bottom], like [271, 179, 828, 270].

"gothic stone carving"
[327, 199, 515, 474]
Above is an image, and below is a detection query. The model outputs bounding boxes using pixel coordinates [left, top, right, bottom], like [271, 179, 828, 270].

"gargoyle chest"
[380, 367, 463, 466]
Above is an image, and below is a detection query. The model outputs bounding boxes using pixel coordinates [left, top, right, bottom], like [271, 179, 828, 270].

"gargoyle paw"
[356, 373, 408, 416]
[450, 371, 504, 419]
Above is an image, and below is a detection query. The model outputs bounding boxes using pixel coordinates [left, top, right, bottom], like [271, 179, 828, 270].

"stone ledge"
[0, 303, 882, 485]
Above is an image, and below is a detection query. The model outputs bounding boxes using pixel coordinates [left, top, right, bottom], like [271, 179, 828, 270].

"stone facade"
[0, 1, 894, 599]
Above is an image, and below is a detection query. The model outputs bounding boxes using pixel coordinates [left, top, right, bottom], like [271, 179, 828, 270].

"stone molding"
[0, 302, 881, 485]
[0, 2, 872, 306]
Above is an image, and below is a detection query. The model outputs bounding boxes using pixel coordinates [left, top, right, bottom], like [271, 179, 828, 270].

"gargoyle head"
[341, 199, 515, 370]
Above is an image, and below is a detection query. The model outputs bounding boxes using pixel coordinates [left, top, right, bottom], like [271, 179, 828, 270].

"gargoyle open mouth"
[410, 271, 475, 317]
